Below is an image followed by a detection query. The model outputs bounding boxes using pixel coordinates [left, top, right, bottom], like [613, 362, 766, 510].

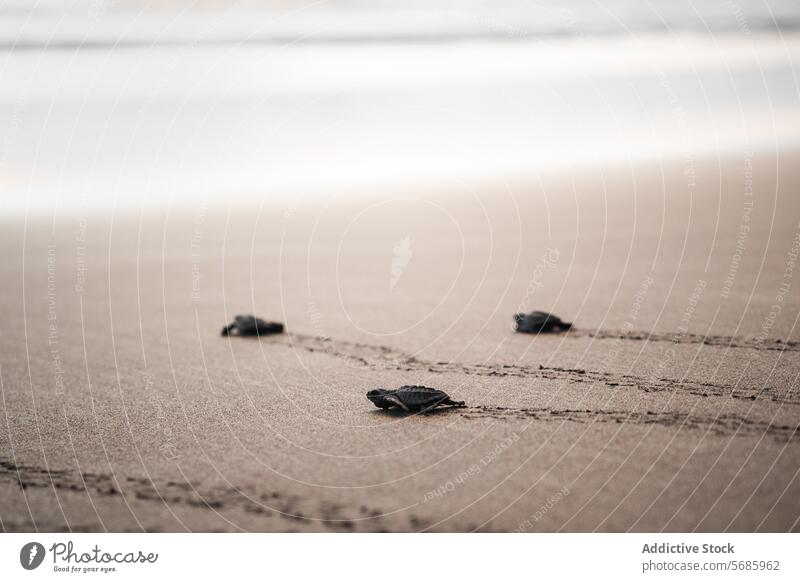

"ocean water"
[3, 0, 800, 46]
[1, 0, 799, 211]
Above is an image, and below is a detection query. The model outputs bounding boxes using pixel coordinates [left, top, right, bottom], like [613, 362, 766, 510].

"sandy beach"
[1, 151, 799, 532]
[3, 0, 800, 539]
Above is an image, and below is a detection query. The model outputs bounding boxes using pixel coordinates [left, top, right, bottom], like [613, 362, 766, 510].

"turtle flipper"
[418, 400, 444, 414]
[384, 394, 410, 412]
[420, 398, 465, 413]
[221, 323, 236, 336]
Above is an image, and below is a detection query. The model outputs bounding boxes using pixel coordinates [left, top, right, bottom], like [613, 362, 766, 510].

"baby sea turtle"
[367, 385, 465, 413]
[221, 315, 284, 337]
[514, 311, 572, 333]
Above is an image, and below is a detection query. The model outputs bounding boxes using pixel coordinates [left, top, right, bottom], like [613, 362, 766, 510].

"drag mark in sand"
[283, 334, 800, 405]
[459, 407, 800, 443]
[577, 329, 800, 352]
[0, 461, 389, 532]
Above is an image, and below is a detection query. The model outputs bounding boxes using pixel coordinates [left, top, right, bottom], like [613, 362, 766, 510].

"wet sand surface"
[1, 155, 799, 532]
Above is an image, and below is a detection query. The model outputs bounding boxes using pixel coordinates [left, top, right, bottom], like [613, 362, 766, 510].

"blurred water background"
[1, 0, 799, 211]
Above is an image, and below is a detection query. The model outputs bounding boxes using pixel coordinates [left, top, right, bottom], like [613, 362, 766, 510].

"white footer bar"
[1, 533, 797, 581]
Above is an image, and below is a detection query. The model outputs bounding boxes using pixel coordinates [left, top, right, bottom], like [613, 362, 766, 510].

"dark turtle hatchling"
[514, 311, 572, 334]
[367, 385, 465, 413]
[221, 314, 284, 337]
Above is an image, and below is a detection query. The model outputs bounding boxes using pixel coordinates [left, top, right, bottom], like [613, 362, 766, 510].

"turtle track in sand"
[458, 407, 800, 443]
[278, 333, 800, 406]
[574, 329, 800, 352]
[0, 460, 400, 532]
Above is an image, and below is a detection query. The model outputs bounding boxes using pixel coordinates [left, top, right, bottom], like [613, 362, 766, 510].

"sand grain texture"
[1, 157, 799, 532]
